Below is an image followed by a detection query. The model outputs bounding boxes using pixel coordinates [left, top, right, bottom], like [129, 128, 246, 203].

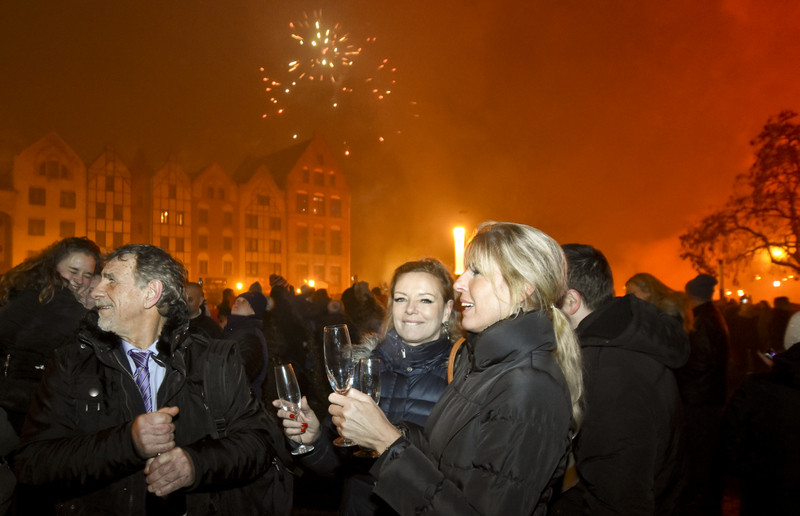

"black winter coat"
[223, 314, 269, 400]
[371, 310, 573, 516]
[551, 295, 690, 516]
[367, 330, 451, 427]
[721, 343, 800, 515]
[677, 301, 729, 407]
[0, 286, 87, 433]
[12, 315, 291, 515]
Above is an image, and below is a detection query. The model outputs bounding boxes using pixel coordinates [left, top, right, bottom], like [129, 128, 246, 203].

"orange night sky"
[1, 0, 800, 301]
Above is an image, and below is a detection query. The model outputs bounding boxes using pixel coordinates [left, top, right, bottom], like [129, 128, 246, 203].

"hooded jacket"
[552, 295, 690, 516]
[371, 310, 573, 516]
[12, 312, 290, 515]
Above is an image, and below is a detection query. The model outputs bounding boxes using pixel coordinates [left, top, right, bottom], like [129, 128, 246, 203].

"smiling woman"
[0, 237, 101, 434]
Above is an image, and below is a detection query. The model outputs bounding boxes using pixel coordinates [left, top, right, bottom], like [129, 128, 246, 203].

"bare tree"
[680, 110, 800, 279]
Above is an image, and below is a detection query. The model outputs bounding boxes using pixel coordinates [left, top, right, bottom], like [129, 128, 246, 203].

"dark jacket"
[188, 313, 223, 340]
[364, 330, 451, 427]
[371, 310, 573, 516]
[721, 344, 800, 515]
[677, 301, 729, 407]
[0, 286, 87, 434]
[12, 313, 291, 515]
[551, 295, 690, 516]
[223, 314, 269, 401]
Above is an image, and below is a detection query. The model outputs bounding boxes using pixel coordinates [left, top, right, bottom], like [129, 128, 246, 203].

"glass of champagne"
[274, 363, 315, 455]
[353, 358, 381, 458]
[323, 324, 356, 447]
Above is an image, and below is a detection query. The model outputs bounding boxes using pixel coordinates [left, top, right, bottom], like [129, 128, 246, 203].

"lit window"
[296, 192, 309, 214]
[160, 210, 169, 224]
[176, 212, 185, 226]
[312, 195, 325, 216]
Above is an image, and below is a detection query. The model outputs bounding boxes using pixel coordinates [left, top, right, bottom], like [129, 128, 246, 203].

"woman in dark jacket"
[0, 237, 101, 434]
[324, 222, 584, 515]
[276, 258, 460, 515]
[223, 291, 270, 400]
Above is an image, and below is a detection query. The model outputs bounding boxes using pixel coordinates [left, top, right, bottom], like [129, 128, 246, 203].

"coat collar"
[468, 310, 556, 372]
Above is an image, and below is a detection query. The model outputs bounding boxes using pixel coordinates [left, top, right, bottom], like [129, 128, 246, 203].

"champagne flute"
[323, 324, 356, 447]
[274, 363, 315, 455]
[353, 358, 381, 458]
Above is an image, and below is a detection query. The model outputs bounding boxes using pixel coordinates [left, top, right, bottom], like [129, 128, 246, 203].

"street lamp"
[453, 227, 465, 275]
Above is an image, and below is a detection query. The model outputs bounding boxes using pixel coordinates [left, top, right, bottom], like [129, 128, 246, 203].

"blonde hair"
[465, 221, 583, 426]
[626, 273, 693, 333]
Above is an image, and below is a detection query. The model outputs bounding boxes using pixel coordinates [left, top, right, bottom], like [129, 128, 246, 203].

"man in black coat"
[551, 244, 690, 515]
[12, 245, 291, 515]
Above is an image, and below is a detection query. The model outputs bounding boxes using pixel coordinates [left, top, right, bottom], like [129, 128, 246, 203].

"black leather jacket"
[12, 314, 290, 515]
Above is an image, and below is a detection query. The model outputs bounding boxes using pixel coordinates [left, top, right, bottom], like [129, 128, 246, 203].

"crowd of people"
[0, 225, 797, 515]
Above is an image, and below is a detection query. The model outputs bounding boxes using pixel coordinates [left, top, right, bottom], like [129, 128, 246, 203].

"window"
[160, 210, 169, 224]
[199, 260, 209, 274]
[269, 217, 281, 231]
[270, 263, 281, 275]
[246, 238, 259, 252]
[245, 214, 258, 229]
[168, 184, 177, 199]
[29, 187, 46, 206]
[59, 221, 75, 238]
[160, 236, 169, 250]
[313, 265, 325, 282]
[223, 237, 233, 251]
[106, 176, 115, 191]
[223, 260, 232, 275]
[296, 263, 309, 280]
[60, 191, 76, 209]
[207, 186, 215, 199]
[329, 172, 336, 187]
[296, 192, 308, 214]
[246, 262, 259, 276]
[312, 195, 325, 216]
[314, 171, 324, 186]
[330, 266, 341, 287]
[198, 209, 208, 224]
[176, 212, 185, 226]
[330, 197, 342, 218]
[302, 168, 310, 183]
[330, 228, 342, 255]
[296, 225, 309, 252]
[218, 188, 225, 200]
[113, 232, 124, 248]
[175, 238, 185, 253]
[257, 194, 270, 206]
[28, 219, 45, 236]
[199, 235, 208, 250]
[113, 205, 123, 221]
[39, 161, 68, 179]
[269, 239, 281, 253]
[223, 211, 233, 226]
[312, 226, 325, 254]
[96, 231, 106, 247]
[96, 203, 106, 219]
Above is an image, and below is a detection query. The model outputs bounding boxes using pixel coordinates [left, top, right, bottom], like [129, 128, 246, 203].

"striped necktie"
[128, 350, 153, 412]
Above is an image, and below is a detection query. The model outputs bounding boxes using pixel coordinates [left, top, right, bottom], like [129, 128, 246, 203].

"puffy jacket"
[0, 286, 87, 434]
[363, 330, 451, 427]
[371, 310, 573, 516]
[551, 295, 690, 516]
[12, 313, 291, 515]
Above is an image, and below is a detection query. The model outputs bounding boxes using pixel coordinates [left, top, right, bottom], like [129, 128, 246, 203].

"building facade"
[0, 132, 351, 299]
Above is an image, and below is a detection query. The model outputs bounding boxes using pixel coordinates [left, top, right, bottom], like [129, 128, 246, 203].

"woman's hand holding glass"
[328, 389, 402, 456]
[273, 396, 321, 448]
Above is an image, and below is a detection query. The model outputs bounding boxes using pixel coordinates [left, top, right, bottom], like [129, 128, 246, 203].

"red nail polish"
[289, 413, 295, 419]
[301, 423, 308, 428]
[301, 428, 306, 433]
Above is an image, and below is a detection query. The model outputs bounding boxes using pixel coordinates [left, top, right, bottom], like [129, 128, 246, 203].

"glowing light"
[308, 279, 316, 288]
[454, 227, 466, 275]
[736, 289, 745, 297]
[770, 247, 786, 259]
[236, 282, 243, 290]
[773, 280, 782, 287]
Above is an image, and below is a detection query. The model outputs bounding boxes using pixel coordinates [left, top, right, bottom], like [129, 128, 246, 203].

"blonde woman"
[326, 222, 583, 515]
